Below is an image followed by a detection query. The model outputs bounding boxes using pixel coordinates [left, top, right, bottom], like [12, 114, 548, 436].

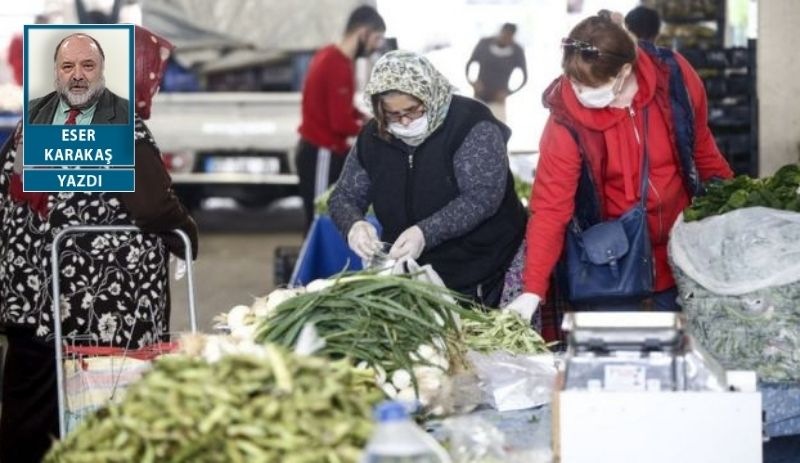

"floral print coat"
[0, 118, 196, 346]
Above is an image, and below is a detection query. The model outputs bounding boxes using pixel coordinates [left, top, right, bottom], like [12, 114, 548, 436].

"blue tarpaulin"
[290, 215, 381, 286]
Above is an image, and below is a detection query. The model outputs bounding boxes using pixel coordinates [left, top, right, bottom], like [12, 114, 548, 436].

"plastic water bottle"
[362, 401, 451, 463]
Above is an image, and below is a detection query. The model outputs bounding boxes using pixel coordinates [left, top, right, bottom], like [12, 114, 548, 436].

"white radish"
[391, 369, 412, 390]
[396, 386, 417, 402]
[230, 322, 257, 341]
[428, 352, 449, 371]
[416, 344, 436, 360]
[305, 278, 336, 292]
[374, 365, 387, 385]
[226, 305, 252, 332]
[250, 296, 270, 317]
[414, 366, 444, 391]
[380, 383, 398, 399]
[263, 288, 304, 314]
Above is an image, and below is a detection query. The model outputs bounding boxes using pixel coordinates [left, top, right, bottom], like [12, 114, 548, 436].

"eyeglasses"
[383, 103, 425, 123]
[561, 37, 627, 60]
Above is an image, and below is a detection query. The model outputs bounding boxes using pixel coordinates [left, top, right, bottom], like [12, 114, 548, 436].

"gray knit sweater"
[328, 121, 508, 248]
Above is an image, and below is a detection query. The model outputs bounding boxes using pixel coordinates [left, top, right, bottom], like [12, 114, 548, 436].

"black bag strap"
[638, 107, 650, 208]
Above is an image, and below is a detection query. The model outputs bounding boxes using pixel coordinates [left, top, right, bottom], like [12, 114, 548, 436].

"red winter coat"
[523, 49, 733, 297]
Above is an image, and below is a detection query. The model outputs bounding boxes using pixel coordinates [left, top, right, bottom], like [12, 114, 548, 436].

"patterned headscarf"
[134, 25, 174, 120]
[364, 51, 455, 143]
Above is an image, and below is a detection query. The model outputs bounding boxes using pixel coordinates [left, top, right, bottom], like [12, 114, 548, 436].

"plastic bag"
[466, 351, 556, 412]
[172, 256, 187, 280]
[669, 207, 800, 381]
[64, 356, 151, 433]
[669, 207, 800, 295]
[440, 415, 510, 463]
[389, 258, 448, 287]
[682, 336, 728, 392]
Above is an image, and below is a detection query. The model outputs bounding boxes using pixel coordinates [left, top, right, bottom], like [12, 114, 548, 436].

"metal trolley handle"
[50, 225, 198, 437]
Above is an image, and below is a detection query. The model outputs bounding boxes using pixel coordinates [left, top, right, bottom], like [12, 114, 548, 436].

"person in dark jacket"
[0, 26, 197, 462]
[328, 51, 527, 307]
[29, 32, 128, 125]
[465, 23, 527, 122]
[624, 5, 662, 44]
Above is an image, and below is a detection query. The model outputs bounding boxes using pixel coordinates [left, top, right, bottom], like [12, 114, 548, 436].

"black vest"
[357, 95, 527, 290]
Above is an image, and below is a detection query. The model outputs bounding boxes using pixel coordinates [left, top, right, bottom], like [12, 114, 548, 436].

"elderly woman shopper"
[507, 12, 733, 320]
[329, 51, 527, 307]
[0, 26, 197, 462]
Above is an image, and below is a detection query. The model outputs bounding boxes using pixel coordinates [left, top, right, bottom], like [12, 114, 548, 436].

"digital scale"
[555, 312, 763, 463]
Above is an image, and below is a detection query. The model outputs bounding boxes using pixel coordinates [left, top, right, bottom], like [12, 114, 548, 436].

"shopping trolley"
[51, 225, 198, 437]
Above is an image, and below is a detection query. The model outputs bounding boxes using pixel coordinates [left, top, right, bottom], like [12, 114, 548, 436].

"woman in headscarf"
[0, 26, 197, 461]
[328, 50, 526, 306]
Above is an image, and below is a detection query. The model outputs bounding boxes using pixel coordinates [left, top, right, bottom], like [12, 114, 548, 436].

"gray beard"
[56, 77, 106, 109]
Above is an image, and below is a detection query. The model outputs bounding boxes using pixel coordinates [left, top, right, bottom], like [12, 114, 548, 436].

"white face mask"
[388, 114, 428, 140]
[571, 67, 630, 109]
[572, 78, 617, 108]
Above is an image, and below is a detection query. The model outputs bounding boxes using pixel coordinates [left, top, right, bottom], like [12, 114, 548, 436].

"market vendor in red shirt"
[296, 5, 386, 231]
[507, 11, 733, 320]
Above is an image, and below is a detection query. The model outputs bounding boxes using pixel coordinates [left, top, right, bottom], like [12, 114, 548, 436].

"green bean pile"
[45, 347, 383, 463]
[255, 274, 486, 376]
[462, 310, 550, 355]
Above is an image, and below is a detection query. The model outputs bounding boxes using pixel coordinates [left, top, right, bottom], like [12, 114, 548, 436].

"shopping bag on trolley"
[62, 342, 178, 433]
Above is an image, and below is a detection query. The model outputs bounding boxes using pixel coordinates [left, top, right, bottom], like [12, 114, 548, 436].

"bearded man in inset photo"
[28, 33, 129, 125]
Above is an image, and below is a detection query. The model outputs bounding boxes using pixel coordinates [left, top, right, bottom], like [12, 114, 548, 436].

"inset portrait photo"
[26, 27, 131, 126]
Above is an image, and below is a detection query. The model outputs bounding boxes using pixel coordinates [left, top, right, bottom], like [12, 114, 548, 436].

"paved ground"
[169, 198, 305, 333]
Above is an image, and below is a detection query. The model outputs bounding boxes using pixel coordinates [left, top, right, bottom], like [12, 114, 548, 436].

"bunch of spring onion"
[254, 272, 486, 398]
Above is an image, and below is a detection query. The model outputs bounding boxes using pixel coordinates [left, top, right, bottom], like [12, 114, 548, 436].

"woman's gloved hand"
[347, 220, 381, 260]
[504, 292, 542, 322]
[389, 225, 425, 260]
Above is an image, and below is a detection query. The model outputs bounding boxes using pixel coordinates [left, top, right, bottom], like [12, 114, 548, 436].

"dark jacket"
[28, 88, 129, 125]
[357, 95, 526, 290]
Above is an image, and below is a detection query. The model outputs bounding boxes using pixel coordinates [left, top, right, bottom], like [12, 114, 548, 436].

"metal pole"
[173, 229, 197, 333]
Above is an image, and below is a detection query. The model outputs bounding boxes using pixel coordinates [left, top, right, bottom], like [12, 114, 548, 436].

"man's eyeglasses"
[383, 104, 425, 123]
[561, 37, 627, 60]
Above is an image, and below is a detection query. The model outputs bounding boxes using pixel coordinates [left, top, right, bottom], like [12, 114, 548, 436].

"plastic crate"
[274, 246, 300, 287]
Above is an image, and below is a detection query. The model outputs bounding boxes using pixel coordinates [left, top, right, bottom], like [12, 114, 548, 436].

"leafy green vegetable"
[684, 164, 800, 221]
[513, 175, 532, 205]
[313, 186, 334, 215]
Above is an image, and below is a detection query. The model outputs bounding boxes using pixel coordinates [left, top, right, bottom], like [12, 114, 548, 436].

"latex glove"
[347, 220, 381, 260]
[505, 292, 541, 323]
[389, 226, 426, 260]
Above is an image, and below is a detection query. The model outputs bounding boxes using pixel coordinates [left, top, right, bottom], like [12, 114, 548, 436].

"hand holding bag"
[564, 110, 654, 304]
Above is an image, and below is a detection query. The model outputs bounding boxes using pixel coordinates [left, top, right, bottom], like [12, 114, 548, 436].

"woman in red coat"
[507, 12, 733, 319]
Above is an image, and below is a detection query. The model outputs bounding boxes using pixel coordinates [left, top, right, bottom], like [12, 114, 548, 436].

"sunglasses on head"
[561, 37, 627, 60]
